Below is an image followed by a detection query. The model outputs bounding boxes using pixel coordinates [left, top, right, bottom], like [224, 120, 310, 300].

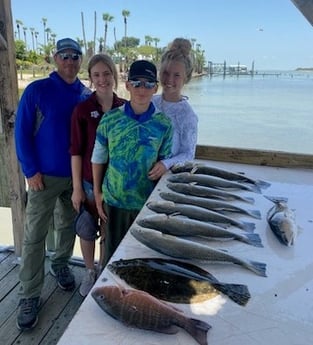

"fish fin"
[256, 180, 271, 189]
[248, 260, 267, 277]
[264, 195, 288, 203]
[241, 196, 255, 204]
[244, 233, 264, 248]
[213, 283, 251, 306]
[247, 209, 262, 220]
[185, 318, 211, 345]
[240, 222, 256, 233]
[190, 166, 198, 174]
[248, 184, 262, 194]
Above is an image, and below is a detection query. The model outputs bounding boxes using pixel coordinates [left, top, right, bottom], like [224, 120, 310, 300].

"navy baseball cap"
[74, 206, 99, 241]
[55, 38, 82, 55]
[128, 60, 157, 82]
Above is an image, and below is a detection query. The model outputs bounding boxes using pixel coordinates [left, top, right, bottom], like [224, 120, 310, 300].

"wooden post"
[0, 0, 26, 257]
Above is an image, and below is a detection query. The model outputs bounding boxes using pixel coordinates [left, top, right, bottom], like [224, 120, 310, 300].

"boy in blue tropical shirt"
[92, 60, 173, 265]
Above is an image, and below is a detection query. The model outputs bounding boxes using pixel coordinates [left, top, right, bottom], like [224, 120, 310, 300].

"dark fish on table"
[265, 196, 297, 246]
[137, 214, 263, 247]
[168, 172, 261, 194]
[146, 200, 256, 232]
[108, 258, 251, 306]
[167, 182, 255, 204]
[130, 227, 267, 277]
[160, 191, 262, 220]
[171, 162, 271, 189]
[91, 285, 211, 345]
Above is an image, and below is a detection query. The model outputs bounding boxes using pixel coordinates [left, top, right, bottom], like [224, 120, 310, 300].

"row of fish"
[92, 162, 297, 345]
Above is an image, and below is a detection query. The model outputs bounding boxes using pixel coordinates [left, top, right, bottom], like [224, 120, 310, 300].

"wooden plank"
[195, 145, 313, 168]
[0, 0, 26, 256]
[291, 0, 313, 26]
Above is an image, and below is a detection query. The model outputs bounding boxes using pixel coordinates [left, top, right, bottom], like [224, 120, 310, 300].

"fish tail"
[213, 283, 251, 306]
[256, 180, 271, 189]
[244, 233, 264, 247]
[185, 318, 211, 345]
[240, 221, 256, 232]
[247, 260, 267, 277]
[247, 209, 262, 219]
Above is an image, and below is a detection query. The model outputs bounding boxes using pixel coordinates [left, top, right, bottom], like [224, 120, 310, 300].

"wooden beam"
[291, 0, 313, 26]
[0, 33, 8, 50]
[196, 145, 313, 169]
[0, 0, 26, 256]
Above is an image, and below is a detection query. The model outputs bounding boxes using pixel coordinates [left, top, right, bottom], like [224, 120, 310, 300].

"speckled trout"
[146, 200, 256, 232]
[171, 162, 271, 189]
[160, 191, 262, 219]
[167, 172, 262, 193]
[130, 226, 267, 277]
[137, 214, 263, 247]
[167, 182, 255, 204]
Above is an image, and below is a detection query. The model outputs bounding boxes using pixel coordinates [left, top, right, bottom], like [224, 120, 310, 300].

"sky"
[10, 0, 313, 70]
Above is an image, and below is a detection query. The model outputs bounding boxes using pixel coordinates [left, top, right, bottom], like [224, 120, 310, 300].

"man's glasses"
[58, 53, 81, 61]
[129, 80, 157, 89]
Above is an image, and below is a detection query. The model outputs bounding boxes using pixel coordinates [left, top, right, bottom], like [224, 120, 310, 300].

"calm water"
[184, 71, 313, 154]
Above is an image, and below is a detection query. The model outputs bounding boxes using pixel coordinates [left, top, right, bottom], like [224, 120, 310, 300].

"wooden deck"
[0, 248, 85, 345]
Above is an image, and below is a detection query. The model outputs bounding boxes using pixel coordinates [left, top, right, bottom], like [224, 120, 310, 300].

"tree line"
[14, 9, 206, 74]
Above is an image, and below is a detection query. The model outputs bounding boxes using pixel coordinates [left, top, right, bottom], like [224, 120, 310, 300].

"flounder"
[108, 258, 251, 306]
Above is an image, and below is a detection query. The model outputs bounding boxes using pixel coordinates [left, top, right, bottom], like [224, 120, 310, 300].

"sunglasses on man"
[129, 80, 157, 89]
[58, 53, 81, 61]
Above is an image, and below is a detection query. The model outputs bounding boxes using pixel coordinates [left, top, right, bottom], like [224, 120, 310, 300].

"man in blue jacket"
[14, 38, 90, 331]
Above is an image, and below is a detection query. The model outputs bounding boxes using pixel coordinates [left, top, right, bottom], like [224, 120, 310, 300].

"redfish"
[91, 285, 211, 345]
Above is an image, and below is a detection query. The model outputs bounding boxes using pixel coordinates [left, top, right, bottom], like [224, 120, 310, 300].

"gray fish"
[146, 200, 256, 232]
[130, 226, 267, 277]
[265, 196, 297, 246]
[171, 162, 271, 189]
[168, 172, 261, 194]
[160, 191, 262, 220]
[92, 285, 211, 345]
[167, 182, 255, 204]
[137, 214, 263, 247]
[108, 258, 251, 306]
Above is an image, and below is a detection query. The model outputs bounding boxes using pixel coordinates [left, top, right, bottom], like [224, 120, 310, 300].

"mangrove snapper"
[91, 285, 211, 345]
[130, 227, 267, 277]
[108, 258, 251, 306]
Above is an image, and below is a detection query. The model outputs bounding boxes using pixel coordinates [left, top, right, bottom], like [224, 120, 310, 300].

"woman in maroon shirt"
[70, 54, 126, 297]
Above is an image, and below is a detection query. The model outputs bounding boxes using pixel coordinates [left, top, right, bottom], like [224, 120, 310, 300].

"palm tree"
[153, 37, 160, 61]
[41, 18, 47, 45]
[51, 33, 57, 45]
[93, 11, 97, 56]
[16, 19, 23, 40]
[45, 27, 52, 44]
[102, 13, 114, 52]
[29, 27, 35, 51]
[81, 12, 87, 55]
[145, 35, 153, 46]
[122, 9, 130, 49]
[22, 27, 28, 50]
[35, 31, 39, 52]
